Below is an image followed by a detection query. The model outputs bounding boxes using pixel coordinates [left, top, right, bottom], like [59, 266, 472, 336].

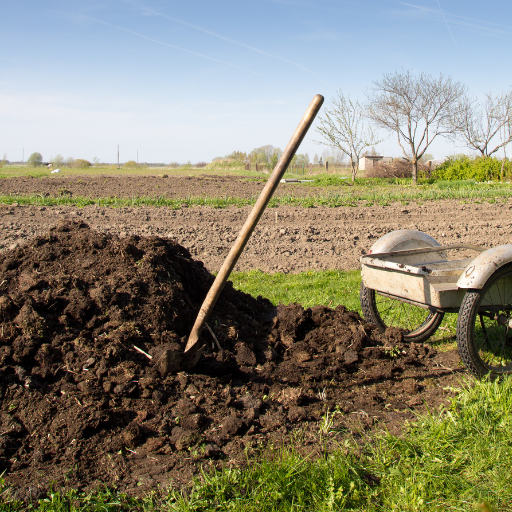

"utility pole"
[117, 144, 120, 169]
[22, 148, 24, 165]
[137, 149, 138, 164]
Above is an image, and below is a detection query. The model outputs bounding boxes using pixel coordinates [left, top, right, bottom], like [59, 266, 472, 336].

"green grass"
[367, 376, 512, 510]
[230, 269, 362, 310]
[435, 179, 477, 189]
[0, 193, 258, 209]
[0, 165, 355, 180]
[0, 165, 264, 179]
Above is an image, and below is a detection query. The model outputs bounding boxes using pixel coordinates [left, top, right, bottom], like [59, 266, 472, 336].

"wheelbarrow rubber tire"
[457, 264, 512, 377]
[360, 283, 444, 343]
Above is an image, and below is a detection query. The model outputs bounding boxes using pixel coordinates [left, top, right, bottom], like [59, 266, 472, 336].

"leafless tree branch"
[315, 90, 381, 181]
[367, 70, 466, 183]
[451, 91, 512, 157]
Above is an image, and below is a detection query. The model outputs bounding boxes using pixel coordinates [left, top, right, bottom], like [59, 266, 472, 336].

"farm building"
[359, 155, 393, 171]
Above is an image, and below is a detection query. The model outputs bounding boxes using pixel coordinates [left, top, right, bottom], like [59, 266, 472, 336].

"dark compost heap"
[0, 221, 455, 499]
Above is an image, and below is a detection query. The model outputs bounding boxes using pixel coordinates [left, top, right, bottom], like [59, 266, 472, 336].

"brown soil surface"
[0, 198, 509, 273]
[0, 221, 464, 501]
[0, 175, 333, 200]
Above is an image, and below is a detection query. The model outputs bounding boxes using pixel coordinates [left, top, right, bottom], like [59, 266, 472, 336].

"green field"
[0, 164, 265, 179]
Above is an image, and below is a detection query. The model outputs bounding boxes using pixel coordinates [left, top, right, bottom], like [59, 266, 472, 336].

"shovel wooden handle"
[184, 94, 324, 353]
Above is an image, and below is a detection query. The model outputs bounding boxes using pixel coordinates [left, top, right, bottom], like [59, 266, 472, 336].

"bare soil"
[0, 175, 329, 200]
[0, 175, 504, 501]
[0, 198, 509, 274]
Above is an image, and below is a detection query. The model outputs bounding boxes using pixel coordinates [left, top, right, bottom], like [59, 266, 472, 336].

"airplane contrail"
[127, 1, 322, 77]
[89, 17, 266, 77]
[435, 0, 457, 46]
[398, 1, 512, 36]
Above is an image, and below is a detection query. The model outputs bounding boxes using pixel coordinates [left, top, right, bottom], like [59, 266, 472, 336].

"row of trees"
[213, 147, 312, 169]
[316, 70, 512, 183]
[26, 153, 93, 168]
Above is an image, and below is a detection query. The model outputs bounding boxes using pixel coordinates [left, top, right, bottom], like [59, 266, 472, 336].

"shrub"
[433, 155, 511, 181]
[366, 159, 429, 179]
[73, 159, 92, 168]
[207, 157, 247, 169]
[123, 160, 139, 168]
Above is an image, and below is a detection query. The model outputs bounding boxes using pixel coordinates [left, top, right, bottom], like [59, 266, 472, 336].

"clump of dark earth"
[0, 221, 461, 500]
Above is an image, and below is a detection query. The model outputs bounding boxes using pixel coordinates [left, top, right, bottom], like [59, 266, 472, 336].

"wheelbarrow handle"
[184, 94, 324, 354]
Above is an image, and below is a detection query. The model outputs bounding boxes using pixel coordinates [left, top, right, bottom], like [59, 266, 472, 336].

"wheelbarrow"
[360, 229, 512, 377]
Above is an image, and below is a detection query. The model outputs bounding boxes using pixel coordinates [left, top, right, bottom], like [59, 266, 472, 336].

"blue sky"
[1, 0, 511, 164]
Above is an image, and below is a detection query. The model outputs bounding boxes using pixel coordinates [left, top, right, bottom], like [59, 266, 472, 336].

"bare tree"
[248, 145, 282, 168]
[51, 154, 64, 167]
[367, 70, 466, 184]
[451, 91, 512, 158]
[260, 145, 276, 164]
[315, 90, 380, 181]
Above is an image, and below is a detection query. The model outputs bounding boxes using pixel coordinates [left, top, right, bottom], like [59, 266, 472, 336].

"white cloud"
[88, 17, 266, 77]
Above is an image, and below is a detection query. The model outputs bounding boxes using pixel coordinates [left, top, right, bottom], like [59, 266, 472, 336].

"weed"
[317, 387, 327, 401]
[319, 409, 338, 434]
[384, 345, 401, 358]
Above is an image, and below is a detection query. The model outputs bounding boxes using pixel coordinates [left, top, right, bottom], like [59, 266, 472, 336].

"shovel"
[157, 94, 324, 375]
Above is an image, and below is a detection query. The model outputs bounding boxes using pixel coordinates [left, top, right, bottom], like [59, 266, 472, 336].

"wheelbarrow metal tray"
[361, 252, 473, 309]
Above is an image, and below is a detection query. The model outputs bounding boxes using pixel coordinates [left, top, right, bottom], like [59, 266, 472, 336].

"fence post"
[325, 161, 328, 172]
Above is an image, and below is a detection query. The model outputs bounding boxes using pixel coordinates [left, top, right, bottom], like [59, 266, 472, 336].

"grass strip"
[1, 183, 512, 210]
[0, 166, 264, 179]
[230, 269, 362, 311]
[366, 376, 512, 510]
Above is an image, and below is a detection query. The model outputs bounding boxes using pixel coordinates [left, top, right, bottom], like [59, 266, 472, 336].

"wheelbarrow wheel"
[360, 283, 444, 343]
[457, 264, 512, 377]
